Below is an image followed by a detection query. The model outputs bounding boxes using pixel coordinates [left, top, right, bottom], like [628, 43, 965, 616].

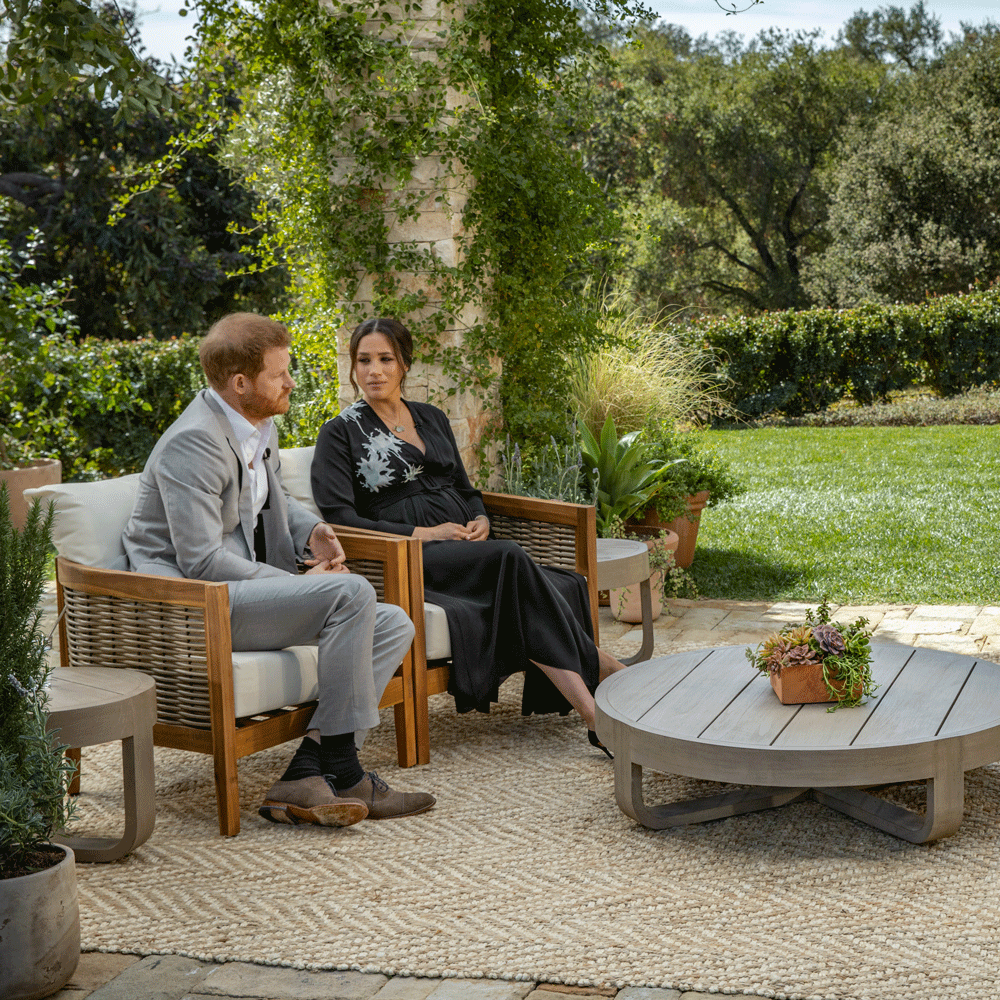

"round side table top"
[595, 537, 650, 591]
[47, 667, 156, 719]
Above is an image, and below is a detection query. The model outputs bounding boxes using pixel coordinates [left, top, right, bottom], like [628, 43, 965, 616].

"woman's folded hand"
[413, 522, 475, 541]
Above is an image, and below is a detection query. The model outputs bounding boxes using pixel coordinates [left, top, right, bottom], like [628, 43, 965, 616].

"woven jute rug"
[70, 651, 1000, 1000]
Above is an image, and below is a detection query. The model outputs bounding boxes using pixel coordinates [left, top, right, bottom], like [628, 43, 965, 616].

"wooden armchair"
[409, 491, 598, 763]
[27, 478, 422, 837]
[276, 448, 600, 765]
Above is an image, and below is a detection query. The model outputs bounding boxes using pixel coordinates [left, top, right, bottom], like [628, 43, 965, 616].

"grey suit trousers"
[228, 572, 414, 737]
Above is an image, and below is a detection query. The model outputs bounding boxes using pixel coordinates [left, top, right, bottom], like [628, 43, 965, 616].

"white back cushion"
[24, 476, 141, 570]
[280, 446, 320, 518]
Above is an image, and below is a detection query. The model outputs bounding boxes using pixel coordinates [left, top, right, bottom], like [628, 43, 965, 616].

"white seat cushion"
[24, 476, 141, 570]
[232, 644, 319, 718]
[424, 601, 451, 660]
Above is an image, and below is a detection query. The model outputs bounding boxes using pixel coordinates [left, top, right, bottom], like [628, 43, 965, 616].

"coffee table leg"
[619, 578, 654, 667]
[815, 764, 964, 844]
[613, 736, 809, 830]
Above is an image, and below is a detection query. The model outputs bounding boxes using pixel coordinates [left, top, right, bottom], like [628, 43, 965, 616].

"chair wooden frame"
[55, 529, 418, 837]
[407, 491, 598, 765]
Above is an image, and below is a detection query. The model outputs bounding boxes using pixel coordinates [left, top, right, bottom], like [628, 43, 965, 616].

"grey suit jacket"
[123, 389, 319, 581]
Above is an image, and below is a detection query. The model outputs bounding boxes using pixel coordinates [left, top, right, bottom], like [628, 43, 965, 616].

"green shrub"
[688, 286, 1000, 419]
[1, 334, 338, 480]
[2, 334, 206, 480]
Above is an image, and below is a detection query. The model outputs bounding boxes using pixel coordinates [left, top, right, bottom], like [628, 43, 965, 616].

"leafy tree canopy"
[0, 4, 289, 340]
[1, 0, 173, 121]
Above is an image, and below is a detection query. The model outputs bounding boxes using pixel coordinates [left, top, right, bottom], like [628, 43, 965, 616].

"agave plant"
[578, 415, 682, 537]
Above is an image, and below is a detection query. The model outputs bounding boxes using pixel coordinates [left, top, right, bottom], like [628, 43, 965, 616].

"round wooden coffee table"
[46, 667, 156, 862]
[595, 643, 1000, 843]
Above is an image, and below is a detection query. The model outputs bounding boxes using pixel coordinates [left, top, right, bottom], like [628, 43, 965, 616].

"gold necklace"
[373, 398, 406, 433]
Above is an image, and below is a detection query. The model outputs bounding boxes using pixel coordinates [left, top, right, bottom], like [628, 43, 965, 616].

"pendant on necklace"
[393, 424, 405, 433]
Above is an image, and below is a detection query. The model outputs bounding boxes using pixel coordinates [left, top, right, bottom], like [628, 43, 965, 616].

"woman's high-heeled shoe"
[588, 730, 613, 760]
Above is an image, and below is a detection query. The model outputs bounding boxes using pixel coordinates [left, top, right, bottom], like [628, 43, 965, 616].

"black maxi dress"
[310, 399, 600, 715]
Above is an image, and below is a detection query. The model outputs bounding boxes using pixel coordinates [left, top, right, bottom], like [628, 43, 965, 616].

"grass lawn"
[689, 424, 1000, 605]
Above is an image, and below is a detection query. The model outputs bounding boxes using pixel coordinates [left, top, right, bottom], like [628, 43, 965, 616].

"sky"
[130, 1, 996, 66]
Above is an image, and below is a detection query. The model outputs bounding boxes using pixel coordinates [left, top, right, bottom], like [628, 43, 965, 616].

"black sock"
[279, 737, 322, 782]
[320, 733, 365, 788]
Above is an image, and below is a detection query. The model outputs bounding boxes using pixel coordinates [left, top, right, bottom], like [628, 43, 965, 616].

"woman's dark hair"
[348, 318, 413, 396]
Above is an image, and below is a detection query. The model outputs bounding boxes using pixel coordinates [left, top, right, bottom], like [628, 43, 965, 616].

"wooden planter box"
[770, 661, 864, 705]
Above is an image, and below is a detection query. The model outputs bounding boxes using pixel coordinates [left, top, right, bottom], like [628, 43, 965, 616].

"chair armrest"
[56, 556, 230, 601]
[481, 491, 593, 527]
[331, 527, 412, 608]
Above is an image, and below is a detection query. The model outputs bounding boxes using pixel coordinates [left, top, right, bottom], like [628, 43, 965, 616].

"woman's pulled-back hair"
[348, 318, 413, 397]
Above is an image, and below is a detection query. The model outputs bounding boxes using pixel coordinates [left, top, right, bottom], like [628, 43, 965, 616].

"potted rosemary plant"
[0, 485, 80, 999]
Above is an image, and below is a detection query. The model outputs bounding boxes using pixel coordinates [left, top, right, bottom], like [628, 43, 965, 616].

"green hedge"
[2, 334, 337, 481]
[688, 287, 1000, 418]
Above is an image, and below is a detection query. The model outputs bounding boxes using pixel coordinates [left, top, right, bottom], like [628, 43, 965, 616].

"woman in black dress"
[310, 318, 625, 752]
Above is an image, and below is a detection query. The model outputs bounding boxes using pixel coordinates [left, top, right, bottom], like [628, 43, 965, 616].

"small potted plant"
[0, 485, 80, 999]
[608, 527, 698, 622]
[746, 598, 878, 710]
[627, 418, 743, 568]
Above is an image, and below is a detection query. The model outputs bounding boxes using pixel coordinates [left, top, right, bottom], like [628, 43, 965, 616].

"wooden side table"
[596, 538, 654, 665]
[45, 667, 156, 862]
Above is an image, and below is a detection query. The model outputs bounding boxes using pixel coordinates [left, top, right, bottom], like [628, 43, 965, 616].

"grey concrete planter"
[0, 844, 80, 1000]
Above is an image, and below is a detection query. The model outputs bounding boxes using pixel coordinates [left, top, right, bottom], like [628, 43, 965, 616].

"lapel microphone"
[263, 448, 271, 461]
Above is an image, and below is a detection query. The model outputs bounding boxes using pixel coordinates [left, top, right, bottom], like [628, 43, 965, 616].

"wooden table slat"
[701, 673, 800, 745]
[940, 661, 1000, 736]
[851, 647, 974, 746]
[605, 647, 712, 721]
[773, 643, 914, 748]
[641, 647, 756, 737]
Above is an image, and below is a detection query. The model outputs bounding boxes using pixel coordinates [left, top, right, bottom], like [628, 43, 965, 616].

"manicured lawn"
[689, 424, 1000, 604]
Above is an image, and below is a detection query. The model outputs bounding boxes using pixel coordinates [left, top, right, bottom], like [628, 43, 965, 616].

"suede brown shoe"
[336, 772, 436, 819]
[259, 775, 368, 827]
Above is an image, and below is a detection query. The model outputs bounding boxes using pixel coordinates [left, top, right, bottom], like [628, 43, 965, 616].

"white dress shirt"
[208, 388, 271, 523]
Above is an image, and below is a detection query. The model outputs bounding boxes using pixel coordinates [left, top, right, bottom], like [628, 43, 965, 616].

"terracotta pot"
[770, 661, 864, 705]
[0, 459, 62, 532]
[609, 532, 679, 623]
[663, 490, 710, 569]
[0, 844, 79, 1000]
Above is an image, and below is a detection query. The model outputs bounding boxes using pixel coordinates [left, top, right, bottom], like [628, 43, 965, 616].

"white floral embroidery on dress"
[403, 463, 423, 482]
[358, 452, 393, 492]
[367, 430, 405, 459]
[356, 425, 407, 492]
[340, 401, 366, 425]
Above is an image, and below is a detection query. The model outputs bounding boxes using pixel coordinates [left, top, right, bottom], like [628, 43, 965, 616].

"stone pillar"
[324, 0, 497, 480]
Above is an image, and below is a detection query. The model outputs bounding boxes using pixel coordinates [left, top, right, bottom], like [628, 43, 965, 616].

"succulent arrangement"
[746, 598, 877, 710]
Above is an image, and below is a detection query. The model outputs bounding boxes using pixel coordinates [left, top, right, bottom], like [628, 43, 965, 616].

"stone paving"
[42, 591, 1000, 1000]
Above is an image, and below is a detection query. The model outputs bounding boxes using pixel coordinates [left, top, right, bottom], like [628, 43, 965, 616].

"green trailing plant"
[578, 414, 678, 536]
[0, 486, 76, 878]
[186, 0, 653, 455]
[745, 598, 877, 711]
[640, 420, 744, 523]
